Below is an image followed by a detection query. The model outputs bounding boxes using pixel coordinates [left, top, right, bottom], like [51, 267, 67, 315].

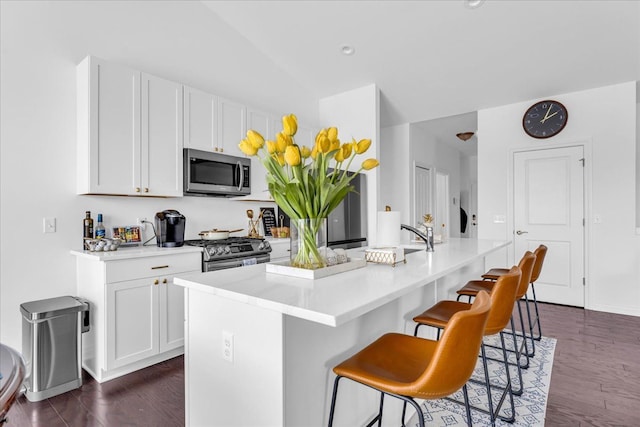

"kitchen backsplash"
[79, 194, 277, 245]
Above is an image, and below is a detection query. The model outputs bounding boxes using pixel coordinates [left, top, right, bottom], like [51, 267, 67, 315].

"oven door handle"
[204, 254, 271, 272]
[237, 161, 244, 192]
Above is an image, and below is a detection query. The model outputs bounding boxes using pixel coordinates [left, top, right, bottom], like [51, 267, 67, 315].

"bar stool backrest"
[412, 291, 491, 399]
[484, 266, 521, 335]
[515, 251, 536, 299]
[530, 245, 548, 283]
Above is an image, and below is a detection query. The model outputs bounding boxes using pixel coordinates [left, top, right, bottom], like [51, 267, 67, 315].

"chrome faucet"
[401, 224, 434, 252]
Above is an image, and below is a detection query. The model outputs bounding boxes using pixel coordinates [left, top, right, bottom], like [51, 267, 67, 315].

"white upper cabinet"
[77, 57, 140, 195]
[218, 97, 246, 157]
[296, 124, 315, 149]
[77, 56, 183, 197]
[184, 89, 246, 157]
[246, 109, 271, 199]
[141, 73, 183, 197]
[184, 86, 217, 152]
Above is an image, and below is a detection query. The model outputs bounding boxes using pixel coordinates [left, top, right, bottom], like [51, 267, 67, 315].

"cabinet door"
[106, 278, 159, 370]
[78, 57, 141, 195]
[295, 124, 315, 149]
[247, 109, 271, 198]
[159, 278, 185, 352]
[269, 239, 291, 261]
[184, 86, 218, 152]
[141, 73, 184, 197]
[218, 97, 246, 156]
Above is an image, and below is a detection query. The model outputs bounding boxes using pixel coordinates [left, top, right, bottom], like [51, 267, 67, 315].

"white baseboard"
[587, 303, 640, 317]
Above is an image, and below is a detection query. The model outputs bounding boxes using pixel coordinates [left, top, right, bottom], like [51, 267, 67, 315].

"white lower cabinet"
[75, 251, 200, 382]
[268, 238, 290, 261]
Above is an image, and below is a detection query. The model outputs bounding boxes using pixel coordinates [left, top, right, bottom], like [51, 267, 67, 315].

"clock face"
[523, 100, 568, 139]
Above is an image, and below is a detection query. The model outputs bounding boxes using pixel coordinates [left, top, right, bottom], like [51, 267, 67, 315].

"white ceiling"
[203, 0, 639, 155]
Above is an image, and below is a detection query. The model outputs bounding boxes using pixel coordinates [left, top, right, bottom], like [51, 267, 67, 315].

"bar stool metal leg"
[529, 284, 543, 340]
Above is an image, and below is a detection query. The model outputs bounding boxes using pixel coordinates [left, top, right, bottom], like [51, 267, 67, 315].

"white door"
[469, 182, 478, 238]
[436, 172, 450, 239]
[513, 146, 585, 306]
[414, 165, 434, 226]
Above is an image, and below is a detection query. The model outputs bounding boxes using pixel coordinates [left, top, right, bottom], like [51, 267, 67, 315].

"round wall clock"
[522, 100, 568, 139]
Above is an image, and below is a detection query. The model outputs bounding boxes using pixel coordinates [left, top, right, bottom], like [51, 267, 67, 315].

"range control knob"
[263, 241, 271, 249]
[224, 246, 231, 254]
[258, 242, 264, 250]
[216, 246, 225, 255]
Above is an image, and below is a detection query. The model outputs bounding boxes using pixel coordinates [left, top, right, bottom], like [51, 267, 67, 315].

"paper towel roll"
[377, 211, 401, 247]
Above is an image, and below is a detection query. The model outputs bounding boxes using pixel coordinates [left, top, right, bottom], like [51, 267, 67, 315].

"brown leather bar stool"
[412, 267, 521, 425]
[328, 291, 492, 427]
[482, 245, 548, 341]
[457, 251, 536, 370]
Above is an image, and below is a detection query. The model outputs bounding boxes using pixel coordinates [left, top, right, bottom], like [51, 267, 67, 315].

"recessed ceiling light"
[464, 0, 485, 9]
[341, 45, 355, 56]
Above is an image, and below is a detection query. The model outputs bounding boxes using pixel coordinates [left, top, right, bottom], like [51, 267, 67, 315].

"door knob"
[515, 230, 529, 235]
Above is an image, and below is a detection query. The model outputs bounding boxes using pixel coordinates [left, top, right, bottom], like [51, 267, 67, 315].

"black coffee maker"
[155, 210, 186, 247]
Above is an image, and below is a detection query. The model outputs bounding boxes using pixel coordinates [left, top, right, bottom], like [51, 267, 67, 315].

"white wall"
[0, 1, 319, 350]
[380, 124, 411, 238]
[478, 82, 639, 316]
[319, 84, 380, 245]
[636, 101, 640, 230]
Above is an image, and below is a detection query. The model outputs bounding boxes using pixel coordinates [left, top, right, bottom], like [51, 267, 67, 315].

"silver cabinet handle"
[515, 230, 529, 235]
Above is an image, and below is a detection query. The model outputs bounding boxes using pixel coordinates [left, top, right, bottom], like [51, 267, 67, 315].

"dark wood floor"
[540, 303, 640, 426]
[5, 302, 640, 426]
[5, 356, 184, 426]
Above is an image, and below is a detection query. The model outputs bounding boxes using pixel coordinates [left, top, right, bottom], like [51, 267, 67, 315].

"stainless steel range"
[184, 237, 271, 272]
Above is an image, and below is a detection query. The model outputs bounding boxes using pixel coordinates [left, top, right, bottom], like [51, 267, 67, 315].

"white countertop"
[174, 238, 509, 327]
[70, 245, 202, 261]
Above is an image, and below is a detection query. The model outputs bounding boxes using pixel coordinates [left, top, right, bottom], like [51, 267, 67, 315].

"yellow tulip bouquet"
[239, 114, 379, 269]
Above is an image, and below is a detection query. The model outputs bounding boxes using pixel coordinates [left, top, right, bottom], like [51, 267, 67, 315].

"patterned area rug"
[407, 334, 557, 427]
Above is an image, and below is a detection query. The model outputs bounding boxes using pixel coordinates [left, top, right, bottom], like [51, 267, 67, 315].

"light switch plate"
[222, 331, 234, 363]
[43, 217, 56, 233]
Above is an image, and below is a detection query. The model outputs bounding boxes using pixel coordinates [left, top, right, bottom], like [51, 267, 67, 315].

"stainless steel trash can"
[20, 296, 90, 402]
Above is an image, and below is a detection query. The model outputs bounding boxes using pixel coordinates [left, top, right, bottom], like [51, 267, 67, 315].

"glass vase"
[290, 218, 327, 269]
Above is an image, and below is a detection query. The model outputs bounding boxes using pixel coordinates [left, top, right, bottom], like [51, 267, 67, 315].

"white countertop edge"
[175, 276, 339, 326]
[70, 245, 202, 261]
[175, 239, 510, 327]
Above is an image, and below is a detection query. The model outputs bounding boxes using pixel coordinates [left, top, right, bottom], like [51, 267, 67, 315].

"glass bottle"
[95, 214, 105, 239]
[83, 211, 94, 248]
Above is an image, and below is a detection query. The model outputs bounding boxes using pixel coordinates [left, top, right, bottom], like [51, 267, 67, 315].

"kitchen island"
[174, 238, 509, 426]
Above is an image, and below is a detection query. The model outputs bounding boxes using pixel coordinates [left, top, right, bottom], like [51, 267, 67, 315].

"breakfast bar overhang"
[175, 238, 510, 426]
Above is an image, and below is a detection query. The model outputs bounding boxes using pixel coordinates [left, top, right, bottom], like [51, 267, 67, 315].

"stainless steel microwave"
[183, 148, 251, 197]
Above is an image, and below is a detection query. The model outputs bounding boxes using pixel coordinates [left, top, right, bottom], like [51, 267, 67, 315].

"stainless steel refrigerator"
[328, 172, 367, 249]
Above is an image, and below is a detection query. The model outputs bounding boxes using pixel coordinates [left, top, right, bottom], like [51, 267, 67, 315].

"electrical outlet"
[137, 217, 147, 231]
[222, 331, 234, 363]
